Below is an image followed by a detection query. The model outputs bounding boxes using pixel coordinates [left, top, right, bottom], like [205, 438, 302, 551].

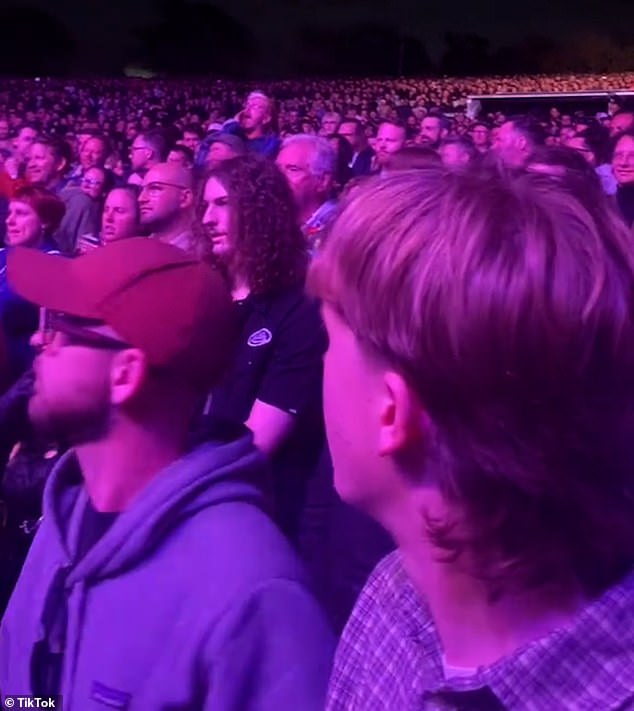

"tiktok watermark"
[2, 698, 62, 709]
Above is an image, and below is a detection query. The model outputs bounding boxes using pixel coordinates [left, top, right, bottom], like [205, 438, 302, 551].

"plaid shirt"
[327, 551, 634, 710]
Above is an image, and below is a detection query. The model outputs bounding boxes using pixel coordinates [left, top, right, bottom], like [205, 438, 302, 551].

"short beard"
[29, 397, 112, 446]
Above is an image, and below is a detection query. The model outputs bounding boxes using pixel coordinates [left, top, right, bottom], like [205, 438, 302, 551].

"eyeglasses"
[139, 181, 190, 198]
[38, 308, 132, 351]
[81, 178, 103, 188]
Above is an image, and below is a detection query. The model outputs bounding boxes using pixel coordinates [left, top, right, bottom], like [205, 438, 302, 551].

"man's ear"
[180, 188, 194, 210]
[378, 371, 427, 458]
[110, 349, 150, 405]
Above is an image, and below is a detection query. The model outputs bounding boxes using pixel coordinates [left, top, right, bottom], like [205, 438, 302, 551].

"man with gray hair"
[276, 134, 337, 253]
[319, 112, 342, 137]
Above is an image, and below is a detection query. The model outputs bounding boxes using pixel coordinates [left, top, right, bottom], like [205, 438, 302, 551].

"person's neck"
[390, 495, 586, 670]
[150, 213, 191, 245]
[245, 125, 265, 140]
[75, 421, 188, 513]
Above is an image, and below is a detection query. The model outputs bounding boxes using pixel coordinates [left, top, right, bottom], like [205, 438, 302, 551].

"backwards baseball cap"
[8, 238, 237, 390]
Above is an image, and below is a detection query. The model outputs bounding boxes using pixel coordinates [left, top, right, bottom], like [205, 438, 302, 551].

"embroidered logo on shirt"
[247, 328, 273, 347]
[91, 681, 132, 708]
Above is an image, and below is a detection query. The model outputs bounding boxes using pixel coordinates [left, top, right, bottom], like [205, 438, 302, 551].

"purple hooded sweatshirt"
[0, 431, 335, 709]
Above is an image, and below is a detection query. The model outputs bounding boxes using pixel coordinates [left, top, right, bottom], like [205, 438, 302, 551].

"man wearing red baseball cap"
[0, 239, 334, 709]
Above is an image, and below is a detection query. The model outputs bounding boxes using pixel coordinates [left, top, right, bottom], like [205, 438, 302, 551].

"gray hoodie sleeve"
[204, 578, 336, 711]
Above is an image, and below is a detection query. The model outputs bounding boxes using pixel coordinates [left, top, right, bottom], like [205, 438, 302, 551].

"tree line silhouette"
[1, 0, 633, 78]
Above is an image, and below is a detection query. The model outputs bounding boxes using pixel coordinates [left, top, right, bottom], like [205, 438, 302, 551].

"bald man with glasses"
[138, 163, 195, 253]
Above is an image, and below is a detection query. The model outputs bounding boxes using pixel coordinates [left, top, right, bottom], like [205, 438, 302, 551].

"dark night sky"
[10, 0, 634, 71]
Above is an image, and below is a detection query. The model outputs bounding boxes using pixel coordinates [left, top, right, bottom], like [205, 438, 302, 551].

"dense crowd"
[0, 74, 633, 709]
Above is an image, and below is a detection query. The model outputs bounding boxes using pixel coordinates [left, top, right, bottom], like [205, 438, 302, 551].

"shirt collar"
[394, 555, 634, 710]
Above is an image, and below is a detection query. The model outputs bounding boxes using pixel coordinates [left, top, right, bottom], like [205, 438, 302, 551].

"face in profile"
[320, 302, 392, 511]
[29, 319, 115, 443]
[138, 166, 189, 230]
[202, 177, 233, 263]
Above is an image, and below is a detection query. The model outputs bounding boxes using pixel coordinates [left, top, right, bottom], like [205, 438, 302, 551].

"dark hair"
[105, 186, 141, 223]
[170, 144, 195, 164]
[426, 111, 452, 133]
[84, 166, 115, 197]
[339, 118, 364, 136]
[578, 123, 611, 165]
[182, 123, 204, 140]
[441, 136, 478, 162]
[508, 115, 546, 148]
[200, 155, 307, 295]
[327, 134, 353, 191]
[82, 132, 110, 156]
[139, 130, 168, 162]
[12, 184, 65, 235]
[33, 136, 73, 174]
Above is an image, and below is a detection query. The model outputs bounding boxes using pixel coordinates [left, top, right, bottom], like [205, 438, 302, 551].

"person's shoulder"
[256, 284, 317, 317]
[338, 551, 413, 645]
[327, 551, 423, 710]
[59, 185, 92, 206]
[358, 550, 410, 607]
[265, 286, 324, 334]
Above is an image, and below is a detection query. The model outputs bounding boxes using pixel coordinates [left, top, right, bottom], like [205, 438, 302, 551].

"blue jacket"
[0, 432, 335, 709]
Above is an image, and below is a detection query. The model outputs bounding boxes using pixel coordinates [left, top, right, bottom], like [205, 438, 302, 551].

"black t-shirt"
[34, 500, 119, 697]
[206, 285, 327, 541]
[76, 499, 119, 561]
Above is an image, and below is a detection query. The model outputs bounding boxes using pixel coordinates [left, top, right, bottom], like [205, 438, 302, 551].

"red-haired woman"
[1, 185, 65, 384]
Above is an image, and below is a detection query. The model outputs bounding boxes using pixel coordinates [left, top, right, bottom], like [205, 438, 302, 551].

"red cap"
[8, 238, 237, 390]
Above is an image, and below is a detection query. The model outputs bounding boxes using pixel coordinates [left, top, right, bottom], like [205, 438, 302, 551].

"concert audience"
[0, 71, 634, 709]
[26, 137, 98, 254]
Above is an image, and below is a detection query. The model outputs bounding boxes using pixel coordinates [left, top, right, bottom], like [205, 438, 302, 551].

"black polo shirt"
[206, 285, 326, 542]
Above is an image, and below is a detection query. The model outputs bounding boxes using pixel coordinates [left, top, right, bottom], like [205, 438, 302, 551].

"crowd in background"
[0, 72, 634, 708]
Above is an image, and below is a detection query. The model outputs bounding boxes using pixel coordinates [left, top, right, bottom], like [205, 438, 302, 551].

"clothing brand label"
[247, 328, 273, 347]
[90, 682, 131, 709]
